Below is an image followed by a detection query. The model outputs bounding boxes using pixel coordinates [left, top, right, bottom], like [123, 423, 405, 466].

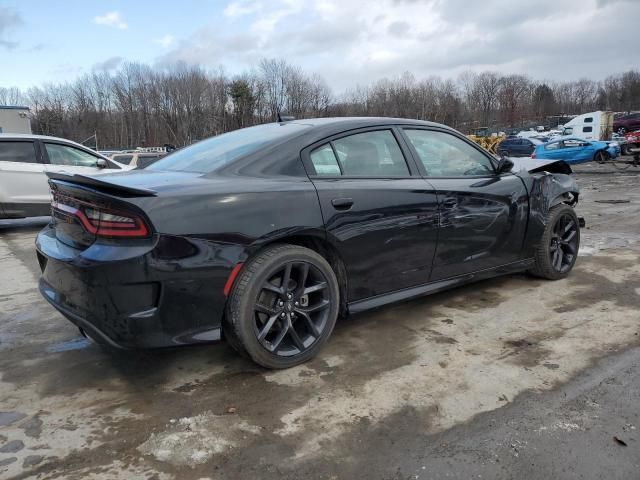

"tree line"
[1, 59, 639, 149]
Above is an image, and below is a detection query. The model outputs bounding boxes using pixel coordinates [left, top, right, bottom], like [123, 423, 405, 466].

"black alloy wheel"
[549, 213, 578, 274]
[254, 261, 331, 356]
[529, 204, 580, 280]
[224, 244, 340, 369]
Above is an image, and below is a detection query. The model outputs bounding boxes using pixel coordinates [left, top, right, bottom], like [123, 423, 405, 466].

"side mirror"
[96, 158, 108, 169]
[497, 156, 514, 174]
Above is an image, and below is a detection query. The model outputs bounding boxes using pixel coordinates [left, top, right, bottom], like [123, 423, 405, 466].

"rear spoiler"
[46, 171, 157, 197]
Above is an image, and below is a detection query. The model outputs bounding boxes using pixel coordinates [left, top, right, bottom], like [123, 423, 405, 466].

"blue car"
[531, 137, 620, 164]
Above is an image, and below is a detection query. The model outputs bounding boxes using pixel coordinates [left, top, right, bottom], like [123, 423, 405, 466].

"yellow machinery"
[467, 127, 504, 154]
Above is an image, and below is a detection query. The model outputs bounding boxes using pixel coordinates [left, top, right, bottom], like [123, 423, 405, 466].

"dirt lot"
[1, 162, 639, 479]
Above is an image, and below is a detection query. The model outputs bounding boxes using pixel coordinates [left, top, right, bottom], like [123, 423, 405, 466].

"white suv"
[0, 134, 129, 219]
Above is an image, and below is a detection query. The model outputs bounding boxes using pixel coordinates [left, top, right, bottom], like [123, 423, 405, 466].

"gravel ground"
[0, 160, 638, 479]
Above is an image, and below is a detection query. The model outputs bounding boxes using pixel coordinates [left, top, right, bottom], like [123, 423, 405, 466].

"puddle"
[46, 337, 92, 353]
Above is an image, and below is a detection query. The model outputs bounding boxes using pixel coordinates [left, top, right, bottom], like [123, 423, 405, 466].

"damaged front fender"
[512, 159, 581, 257]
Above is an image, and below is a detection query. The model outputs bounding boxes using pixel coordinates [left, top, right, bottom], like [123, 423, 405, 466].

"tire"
[594, 150, 608, 164]
[529, 204, 580, 280]
[224, 244, 340, 369]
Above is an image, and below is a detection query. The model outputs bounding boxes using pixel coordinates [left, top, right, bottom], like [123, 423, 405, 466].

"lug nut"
[280, 313, 285, 318]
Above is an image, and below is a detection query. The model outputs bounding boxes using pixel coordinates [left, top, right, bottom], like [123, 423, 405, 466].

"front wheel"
[529, 204, 580, 280]
[224, 244, 340, 369]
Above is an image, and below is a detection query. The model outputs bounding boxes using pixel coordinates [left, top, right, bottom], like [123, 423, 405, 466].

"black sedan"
[36, 118, 581, 369]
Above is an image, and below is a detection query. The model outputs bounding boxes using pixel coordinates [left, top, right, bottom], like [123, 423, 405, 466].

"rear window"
[148, 123, 310, 173]
[0, 141, 38, 163]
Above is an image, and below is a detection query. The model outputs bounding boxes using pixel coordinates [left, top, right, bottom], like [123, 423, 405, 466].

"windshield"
[148, 123, 310, 173]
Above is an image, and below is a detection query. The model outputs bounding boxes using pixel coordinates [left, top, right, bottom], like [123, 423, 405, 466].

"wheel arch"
[244, 232, 349, 317]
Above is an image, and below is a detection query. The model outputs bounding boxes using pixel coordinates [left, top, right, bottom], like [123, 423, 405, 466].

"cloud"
[156, 0, 640, 91]
[93, 11, 128, 30]
[224, 0, 262, 17]
[153, 34, 176, 48]
[93, 56, 124, 72]
[0, 7, 23, 49]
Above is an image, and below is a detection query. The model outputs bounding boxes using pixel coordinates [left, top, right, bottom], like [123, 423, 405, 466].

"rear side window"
[332, 130, 409, 177]
[310, 144, 341, 176]
[45, 143, 99, 167]
[148, 123, 310, 174]
[405, 129, 494, 177]
[0, 141, 38, 163]
[112, 154, 134, 164]
[545, 142, 560, 151]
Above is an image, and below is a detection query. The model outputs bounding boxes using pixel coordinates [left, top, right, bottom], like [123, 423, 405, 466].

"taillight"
[531, 152, 536, 159]
[52, 195, 150, 238]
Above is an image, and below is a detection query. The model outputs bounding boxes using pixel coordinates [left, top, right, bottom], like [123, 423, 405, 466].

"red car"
[622, 130, 640, 155]
[614, 112, 640, 134]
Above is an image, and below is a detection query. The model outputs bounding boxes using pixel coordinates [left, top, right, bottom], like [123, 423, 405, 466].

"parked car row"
[498, 135, 621, 164]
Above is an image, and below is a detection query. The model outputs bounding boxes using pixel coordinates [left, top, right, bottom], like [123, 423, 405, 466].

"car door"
[523, 139, 536, 156]
[541, 140, 563, 159]
[559, 139, 587, 162]
[0, 139, 50, 205]
[41, 141, 120, 176]
[513, 139, 528, 156]
[303, 127, 439, 301]
[401, 128, 529, 280]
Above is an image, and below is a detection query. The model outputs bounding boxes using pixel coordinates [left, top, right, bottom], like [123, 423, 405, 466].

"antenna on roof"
[276, 111, 295, 123]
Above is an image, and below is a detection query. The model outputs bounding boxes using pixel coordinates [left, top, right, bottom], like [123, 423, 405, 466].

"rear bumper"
[36, 225, 233, 348]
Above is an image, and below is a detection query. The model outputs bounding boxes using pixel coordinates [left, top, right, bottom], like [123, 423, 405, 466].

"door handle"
[331, 198, 354, 210]
[442, 198, 457, 208]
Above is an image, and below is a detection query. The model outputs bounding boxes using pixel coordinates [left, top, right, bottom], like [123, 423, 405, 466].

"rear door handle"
[331, 198, 354, 210]
[442, 198, 457, 208]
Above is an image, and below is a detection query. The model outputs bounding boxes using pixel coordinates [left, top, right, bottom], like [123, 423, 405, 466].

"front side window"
[332, 130, 409, 177]
[45, 143, 100, 167]
[310, 144, 341, 176]
[0, 141, 38, 163]
[405, 129, 494, 177]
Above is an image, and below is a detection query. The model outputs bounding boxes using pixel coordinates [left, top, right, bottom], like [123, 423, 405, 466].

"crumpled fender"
[513, 164, 580, 257]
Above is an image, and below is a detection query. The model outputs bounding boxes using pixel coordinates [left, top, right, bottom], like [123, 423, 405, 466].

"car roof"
[0, 133, 109, 158]
[286, 116, 441, 129]
[272, 116, 454, 147]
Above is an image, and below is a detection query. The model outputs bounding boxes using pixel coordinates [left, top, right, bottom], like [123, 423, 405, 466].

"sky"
[0, 0, 639, 93]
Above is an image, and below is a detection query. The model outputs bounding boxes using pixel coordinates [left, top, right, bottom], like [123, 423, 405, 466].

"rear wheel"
[225, 244, 339, 369]
[529, 204, 580, 280]
[594, 150, 607, 164]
